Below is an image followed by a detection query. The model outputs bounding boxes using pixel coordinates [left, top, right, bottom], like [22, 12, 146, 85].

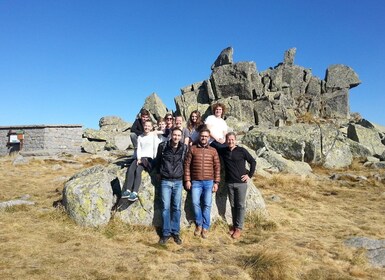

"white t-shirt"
[205, 115, 228, 143]
[137, 133, 160, 159]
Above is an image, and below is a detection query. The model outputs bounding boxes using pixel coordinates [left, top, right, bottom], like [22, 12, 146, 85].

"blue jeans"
[191, 180, 213, 230]
[161, 180, 183, 237]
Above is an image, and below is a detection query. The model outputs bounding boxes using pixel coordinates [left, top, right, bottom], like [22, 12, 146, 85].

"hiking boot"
[228, 226, 235, 235]
[121, 190, 131, 198]
[172, 234, 182, 245]
[201, 229, 209, 239]
[158, 236, 170, 245]
[231, 228, 242, 239]
[127, 192, 138, 201]
[194, 226, 202, 236]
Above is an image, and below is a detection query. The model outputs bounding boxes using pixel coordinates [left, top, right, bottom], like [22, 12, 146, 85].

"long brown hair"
[187, 110, 203, 132]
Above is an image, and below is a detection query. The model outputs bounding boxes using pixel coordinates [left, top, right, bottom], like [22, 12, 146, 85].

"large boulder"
[348, 124, 385, 155]
[63, 165, 116, 227]
[99, 116, 131, 132]
[143, 92, 169, 121]
[211, 46, 233, 70]
[174, 81, 212, 121]
[210, 62, 261, 101]
[242, 123, 354, 168]
[325, 64, 361, 90]
[63, 162, 267, 227]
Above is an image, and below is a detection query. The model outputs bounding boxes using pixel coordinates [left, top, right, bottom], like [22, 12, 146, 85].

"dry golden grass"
[1, 154, 385, 279]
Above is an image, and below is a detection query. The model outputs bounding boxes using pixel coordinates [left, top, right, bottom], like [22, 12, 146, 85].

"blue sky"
[0, 0, 384, 129]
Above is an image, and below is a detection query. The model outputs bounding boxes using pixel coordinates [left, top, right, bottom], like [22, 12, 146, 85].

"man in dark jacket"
[130, 108, 150, 148]
[184, 127, 221, 239]
[219, 132, 256, 239]
[155, 127, 187, 245]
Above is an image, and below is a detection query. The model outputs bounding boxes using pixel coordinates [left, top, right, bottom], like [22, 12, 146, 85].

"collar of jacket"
[197, 142, 209, 148]
[167, 139, 182, 149]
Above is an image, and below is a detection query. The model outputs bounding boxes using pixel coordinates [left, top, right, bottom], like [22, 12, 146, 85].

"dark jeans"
[130, 133, 138, 149]
[123, 159, 145, 193]
[227, 182, 248, 229]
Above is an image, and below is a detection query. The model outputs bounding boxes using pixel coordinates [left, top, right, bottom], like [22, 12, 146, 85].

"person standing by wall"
[219, 132, 256, 239]
[184, 128, 221, 239]
[155, 127, 188, 245]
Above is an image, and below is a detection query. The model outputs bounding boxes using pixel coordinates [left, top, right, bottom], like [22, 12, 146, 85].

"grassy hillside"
[1, 154, 384, 279]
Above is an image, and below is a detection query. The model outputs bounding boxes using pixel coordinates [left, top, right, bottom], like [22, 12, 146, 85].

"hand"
[156, 174, 161, 182]
[212, 183, 218, 193]
[241, 174, 250, 182]
[185, 181, 191, 190]
[137, 159, 141, 165]
[217, 138, 225, 144]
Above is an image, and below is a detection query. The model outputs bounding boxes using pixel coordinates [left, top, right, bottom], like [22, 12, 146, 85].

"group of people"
[122, 103, 256, 245]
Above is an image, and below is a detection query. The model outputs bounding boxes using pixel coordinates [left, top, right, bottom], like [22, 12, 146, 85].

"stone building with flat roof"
[0, 124, 83, 156]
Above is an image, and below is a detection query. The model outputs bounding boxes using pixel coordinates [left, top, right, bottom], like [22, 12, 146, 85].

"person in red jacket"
[184, 127, 221, 239]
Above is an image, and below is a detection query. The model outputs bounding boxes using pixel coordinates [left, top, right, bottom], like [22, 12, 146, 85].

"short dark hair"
[140, 108, 149, 116]
[226, 131, 236, 140]
[199, 127, 210, 135]
[171, 127, 183, 134]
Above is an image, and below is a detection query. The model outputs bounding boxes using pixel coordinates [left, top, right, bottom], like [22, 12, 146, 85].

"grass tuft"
[241, 248, 297, 280]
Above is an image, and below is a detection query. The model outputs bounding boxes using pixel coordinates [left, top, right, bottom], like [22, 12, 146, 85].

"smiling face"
[175, 116, 183, 129]
[214, 106, 223, 118]
[199, 130, 210, 146]
[190, 113, 198, 123]
[143, 121, 153, 134]
[226, 134, 236, 150]
[158, 121, 166, 130]
[165, 115, 173, 128]
[141, 114, 149, 123]
[171, 128, 182, 145]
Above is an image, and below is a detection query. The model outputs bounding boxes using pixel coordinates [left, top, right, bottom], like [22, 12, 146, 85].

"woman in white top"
[122, 120, 160, 201]
[205, 103, 228, 150]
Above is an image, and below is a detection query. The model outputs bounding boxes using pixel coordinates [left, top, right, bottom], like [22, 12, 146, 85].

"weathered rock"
[82, 139, 106, 154]
[63, 162, 267, 227]
[142, 92, 169, 120]
[323, 139, 353, 169]
[99, 116, 131, 132]
[83, 128, 109, 141]
[260, 150, 313, 176]
[12, 155, 29, 165]
[347, 124, 385, 155]
[283, 48, 296, 66]
[321, 89, 350, 119]
[242, 124, 355, 168]
[63, 165, 115, 227]
[211, 46, 233, 70]
[175, 81, 212, 121]
[113, 134, 132, 150]
[345, 237, 385, 268]
[0, 197, 35, 210]
[210, 62, 260, 100]
[326, 64, 361, 90]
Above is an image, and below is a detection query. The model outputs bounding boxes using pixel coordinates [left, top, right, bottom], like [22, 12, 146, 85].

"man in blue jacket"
[155, 127, 187, 245]
[219, 132, 256, 239]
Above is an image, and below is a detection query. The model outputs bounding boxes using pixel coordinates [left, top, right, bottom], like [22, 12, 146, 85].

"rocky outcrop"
[63, 162, 267, 227]
[175, 47, 361, 127]
[82, 116, 132, 153]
